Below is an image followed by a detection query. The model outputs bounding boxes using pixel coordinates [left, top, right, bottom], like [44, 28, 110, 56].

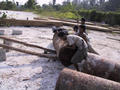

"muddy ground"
[0, 26, 119, 90]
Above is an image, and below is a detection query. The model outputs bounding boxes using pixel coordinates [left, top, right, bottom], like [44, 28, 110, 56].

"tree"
[53, 0, 56, 6]
[25, 0, 37, 9]
[0, 1, 16, 10]
[104, 0, 120, 11]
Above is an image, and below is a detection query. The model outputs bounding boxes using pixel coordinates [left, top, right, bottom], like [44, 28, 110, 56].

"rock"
[3, 40, 12, 52]
[0, 30, 5, 35]
[12, 30, 22, 35]
[0, 48, 6, 62]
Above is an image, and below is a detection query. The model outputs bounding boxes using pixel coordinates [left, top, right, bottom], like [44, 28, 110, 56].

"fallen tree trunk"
[0, 44, 57, 59]
[0, 36, 56, 53]
[53, 34, 120, 82]
[55, 68, 120, 90]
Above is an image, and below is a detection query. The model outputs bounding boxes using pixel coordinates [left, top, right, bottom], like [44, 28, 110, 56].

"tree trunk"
[55, 68, 120, 90]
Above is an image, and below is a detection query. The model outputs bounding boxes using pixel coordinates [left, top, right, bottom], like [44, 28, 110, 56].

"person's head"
[58, 28, 64, 32]
[58, 31, 67, 40]
[73, 25, 78, 32]
[81, 18, 86, 24]
[79, 25, 86, 33]
[52, 26, 57, 33]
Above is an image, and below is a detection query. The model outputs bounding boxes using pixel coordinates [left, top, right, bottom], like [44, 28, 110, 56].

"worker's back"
[67, 35, 88, 50]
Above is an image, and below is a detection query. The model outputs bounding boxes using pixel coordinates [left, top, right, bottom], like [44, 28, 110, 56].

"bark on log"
[55, 68, 120, 90]
[53, 34, 120, 82]
[0, 44, 57, 59]
[0, 36, 56, 53]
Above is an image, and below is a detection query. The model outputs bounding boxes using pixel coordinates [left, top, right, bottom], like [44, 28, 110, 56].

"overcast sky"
[0, 0, 68, 5]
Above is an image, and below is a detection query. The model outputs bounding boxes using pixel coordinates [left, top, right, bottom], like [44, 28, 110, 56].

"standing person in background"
[81, 18, 87, 34]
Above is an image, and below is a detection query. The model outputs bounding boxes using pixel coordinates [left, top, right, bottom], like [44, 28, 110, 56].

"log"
[0, 43, 57, 59]
[49, 17, 113, 33]
[53, 34, 120, 82]
[0, 19, 63, 27]
[55, 68, 120, 90]
[107, 37, 120, 41]
[0, 36, 56, 53]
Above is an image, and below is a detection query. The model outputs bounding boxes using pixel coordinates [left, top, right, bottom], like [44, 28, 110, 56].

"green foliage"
[38, 11, 78, 19]
[60, 3, 75, 12]
[24, 0, 37, 9]
[0, 1, 16, 10]
[78, 9, 120, 25]
[0, 12, 7, 19]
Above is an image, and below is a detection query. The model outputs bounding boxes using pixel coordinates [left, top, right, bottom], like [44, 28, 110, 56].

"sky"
[0, 0, 68, 5]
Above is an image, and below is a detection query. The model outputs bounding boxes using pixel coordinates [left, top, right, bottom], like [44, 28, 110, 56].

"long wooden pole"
[0, 36, 56, 53]
[0, 43, 57, 59]
[55, 68, 120, 90]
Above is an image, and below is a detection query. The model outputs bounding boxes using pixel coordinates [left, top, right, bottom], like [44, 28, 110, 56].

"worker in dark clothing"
[81, 18, 87, 34]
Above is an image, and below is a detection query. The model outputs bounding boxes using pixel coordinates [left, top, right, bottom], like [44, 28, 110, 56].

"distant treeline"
[0, 0, 120, 26]
[78, 10, 120, 25]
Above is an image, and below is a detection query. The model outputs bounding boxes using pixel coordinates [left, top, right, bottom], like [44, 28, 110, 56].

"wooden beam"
[0, 43, 57, 59]
[0, 36, 56, 53]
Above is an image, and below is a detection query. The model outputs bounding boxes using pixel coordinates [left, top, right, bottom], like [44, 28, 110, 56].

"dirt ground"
[0, 26, 119, 90]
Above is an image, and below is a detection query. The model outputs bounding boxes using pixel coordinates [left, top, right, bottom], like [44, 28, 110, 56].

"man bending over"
[58, 31, 88, 71]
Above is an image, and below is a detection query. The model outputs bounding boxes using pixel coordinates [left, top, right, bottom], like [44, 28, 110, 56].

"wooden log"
[49, 17, 113, 33]
[55, 68, 120, 90]
[0, 36, 56, 53]
[107, 37, 120, 41]
[0, 43, 57, 59]
[0, 19, 63, 27]
[53, 34, 120, 82]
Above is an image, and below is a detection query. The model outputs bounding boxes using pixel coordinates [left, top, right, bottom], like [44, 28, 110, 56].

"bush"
[78, 9, 120, 25]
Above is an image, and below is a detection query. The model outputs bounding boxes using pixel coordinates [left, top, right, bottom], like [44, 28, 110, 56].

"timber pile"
[53, 33, 120, 82]
[0, 18, 119, 33]
[62, 21, 113, 32]
[55, 68, 120, 90]
[49, 17, 120, 33]
[49, 17, 95, 25]
[0, 19, 63, 27]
